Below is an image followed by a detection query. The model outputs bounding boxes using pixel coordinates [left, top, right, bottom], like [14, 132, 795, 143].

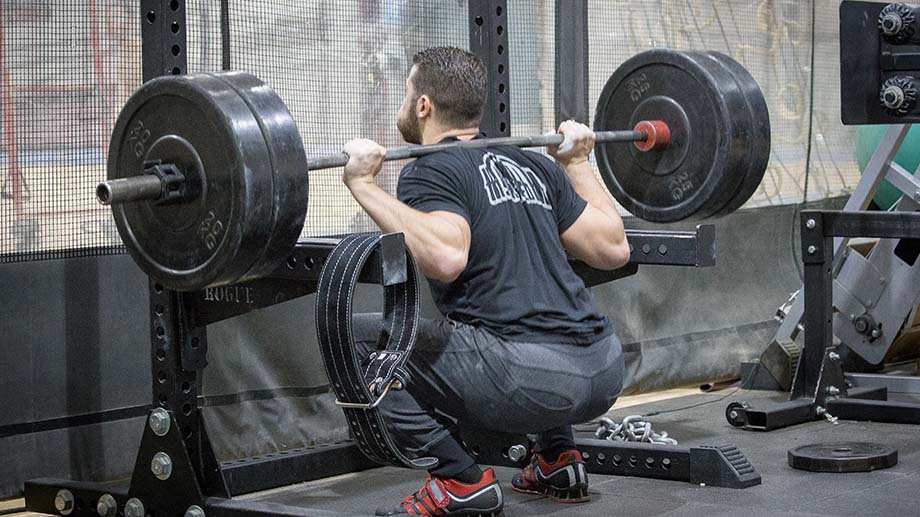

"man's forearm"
[346, 180, 467, 280]
[564, 161, 622, 221]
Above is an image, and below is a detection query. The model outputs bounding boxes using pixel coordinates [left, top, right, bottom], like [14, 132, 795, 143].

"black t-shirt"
[396, 137, 613, 345]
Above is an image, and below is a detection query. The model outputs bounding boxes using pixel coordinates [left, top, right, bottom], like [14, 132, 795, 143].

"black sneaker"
[511, 449, 589, 503]
[376, 467, 504, 516]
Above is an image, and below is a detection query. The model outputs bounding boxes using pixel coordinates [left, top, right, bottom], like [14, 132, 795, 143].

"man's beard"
[397, 108, 422, 145]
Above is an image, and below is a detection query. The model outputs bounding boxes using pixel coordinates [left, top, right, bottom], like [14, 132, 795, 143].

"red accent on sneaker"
[436, 467, 497, 498]
[419, 493, 440, 515]
[537, 449, 584, 473]
[384, 468, 501, 516]
[512, 449, 590, 504]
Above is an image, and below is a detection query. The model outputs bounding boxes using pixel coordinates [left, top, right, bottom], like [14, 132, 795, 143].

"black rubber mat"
[239, 389, 920, 516]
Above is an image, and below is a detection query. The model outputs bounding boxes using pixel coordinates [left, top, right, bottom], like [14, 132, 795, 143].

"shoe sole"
[380, 509, 503, 517]
[511, 484, 590, 504]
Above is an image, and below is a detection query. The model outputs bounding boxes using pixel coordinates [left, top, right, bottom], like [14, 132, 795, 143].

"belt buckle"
[334, 378, 399, 410]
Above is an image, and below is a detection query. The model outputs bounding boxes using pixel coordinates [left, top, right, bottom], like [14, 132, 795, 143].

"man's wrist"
[561, 158, 593, 174]
[345, 176, 378, 194]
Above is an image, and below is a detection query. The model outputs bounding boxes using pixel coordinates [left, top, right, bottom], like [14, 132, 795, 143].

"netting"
[0, 0, 863, 258]
[508, 0, 555, 138]
[588, 0, 857, 210]
[0, 1, 140, 261]
[186, 1, 469, 238]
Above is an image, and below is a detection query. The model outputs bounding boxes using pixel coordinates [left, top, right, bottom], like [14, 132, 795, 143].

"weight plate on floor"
[108, 73, 274, 291]
[210, 71, 309, 280]
[594, 49, 742, 222]
[703, 51, 771, 216]
[788, 442, 898, 473]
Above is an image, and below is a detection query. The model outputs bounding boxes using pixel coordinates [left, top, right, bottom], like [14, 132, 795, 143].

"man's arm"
[549, 121, 630, 270]
[342, 139, 471, 283]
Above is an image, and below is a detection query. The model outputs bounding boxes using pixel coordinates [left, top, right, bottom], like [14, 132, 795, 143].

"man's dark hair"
[411, 47, 487, 128]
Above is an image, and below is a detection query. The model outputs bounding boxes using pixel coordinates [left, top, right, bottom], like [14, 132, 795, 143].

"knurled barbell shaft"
[96, 127, 655, 206]
[305, 129, 649, 170]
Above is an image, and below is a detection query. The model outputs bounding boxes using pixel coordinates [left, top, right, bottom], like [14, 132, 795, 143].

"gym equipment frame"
[24, 228, 759, 517]
[727, 209, 920, 431]
[750, 1, 920, 400]
[23, 2, 757, 514]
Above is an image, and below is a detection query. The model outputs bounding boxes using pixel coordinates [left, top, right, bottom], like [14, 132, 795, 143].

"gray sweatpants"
[353, 314, 624, 477]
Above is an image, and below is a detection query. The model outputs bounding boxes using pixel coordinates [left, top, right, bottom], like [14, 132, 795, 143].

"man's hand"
[343, 138, 387, 187]
[548, 120, 595, 168]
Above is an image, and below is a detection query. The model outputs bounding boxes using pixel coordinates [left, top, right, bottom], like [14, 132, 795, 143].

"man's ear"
[417, 94, 433, 119]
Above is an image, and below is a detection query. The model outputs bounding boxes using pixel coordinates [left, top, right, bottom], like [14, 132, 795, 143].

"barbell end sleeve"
[633, 120, 671, 151]
[95, 182, 113, 205]
[95, 175, 164, 205]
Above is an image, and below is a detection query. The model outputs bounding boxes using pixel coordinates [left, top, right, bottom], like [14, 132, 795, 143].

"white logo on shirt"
[478, 153, 551, 210]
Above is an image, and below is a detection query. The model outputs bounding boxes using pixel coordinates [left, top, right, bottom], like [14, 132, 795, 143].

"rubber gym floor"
[8, 388, 917, 517]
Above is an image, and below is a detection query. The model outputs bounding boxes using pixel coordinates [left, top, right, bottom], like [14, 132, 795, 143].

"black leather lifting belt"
[315, 232, 437, 469]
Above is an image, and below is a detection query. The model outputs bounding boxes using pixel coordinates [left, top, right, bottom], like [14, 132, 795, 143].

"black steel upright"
[554, 0, 590, 126]
[220, 0, 231, 70]
[141, 0, 188, 82]
[469, 0, 510, 137]
[727, 210, 920, 431]
[791, 215, 834, 399]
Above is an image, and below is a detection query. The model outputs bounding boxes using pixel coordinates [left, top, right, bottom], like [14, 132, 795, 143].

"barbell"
[98, 49, 770, 291]
[96, 123, 667, 205]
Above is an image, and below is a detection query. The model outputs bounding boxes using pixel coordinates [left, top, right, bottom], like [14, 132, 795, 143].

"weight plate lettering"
[108, 74, 274, 290]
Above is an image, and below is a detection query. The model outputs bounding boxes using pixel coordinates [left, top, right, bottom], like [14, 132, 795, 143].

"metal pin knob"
[883, 85, 906, 110]
[806, 218, 816, 229]
[149, 408, 171, 437]
[880, 76, 918, 116]
[807, 245, 817, 255]
[97, 494, 118, 517]
[828, 351, 841, 361]
[881, 13, 904, 36]
[879, 3, 916, 43]
[826, 386, 840, 396]
[54, 489, 75, 515]
[151, 452, 173, 480]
